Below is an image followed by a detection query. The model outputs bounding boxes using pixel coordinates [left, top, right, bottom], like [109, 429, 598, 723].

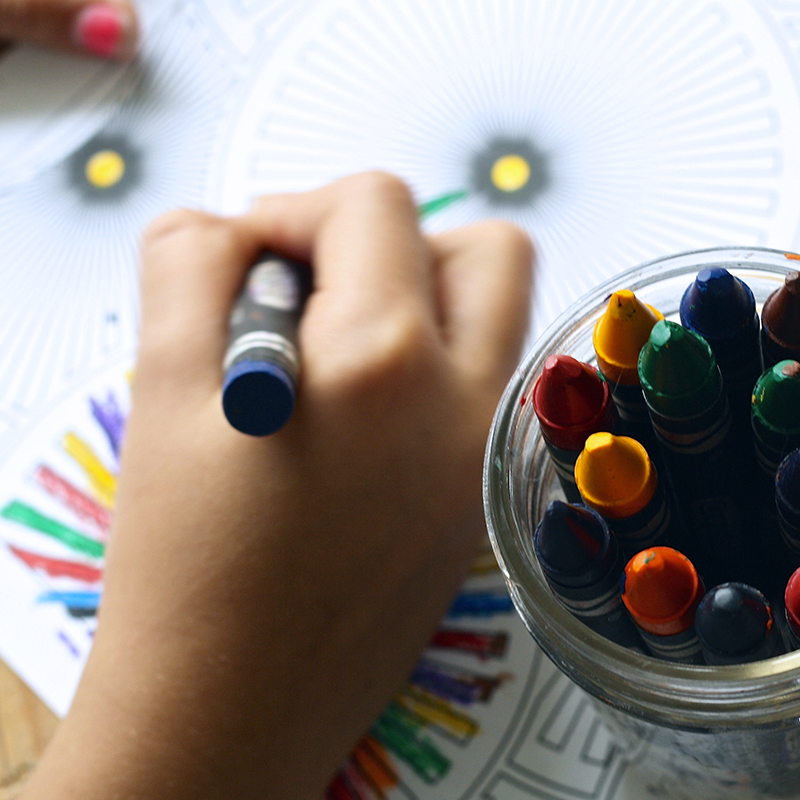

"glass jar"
[484, 247, 800, 800]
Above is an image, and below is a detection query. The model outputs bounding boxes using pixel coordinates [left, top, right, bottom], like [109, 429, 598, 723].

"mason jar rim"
[483, 246, 800, 731]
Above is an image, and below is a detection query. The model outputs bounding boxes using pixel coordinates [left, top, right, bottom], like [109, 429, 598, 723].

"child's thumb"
[0, 0, 137, 59]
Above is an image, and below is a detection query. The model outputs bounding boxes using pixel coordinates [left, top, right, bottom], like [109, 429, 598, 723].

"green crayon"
[752, 360, 800, 479]
[638, 321, 757, 586]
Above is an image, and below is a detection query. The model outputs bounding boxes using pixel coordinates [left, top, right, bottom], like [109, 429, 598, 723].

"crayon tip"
[776, 449, 800, 510]
[638, 320, 721, 417]
[680, 268, 756, 343]
[695, 583, 774, 664]
[593, 290, 664, 385]
[762, 272, 800, 351]
[622, 547, 703, 634]
[575, 433, 657, 518]
[752, 360, 800, 435]
[534, 501, 611, 585]
[532, 355, 613, 449]
[785, 566, 800, 636]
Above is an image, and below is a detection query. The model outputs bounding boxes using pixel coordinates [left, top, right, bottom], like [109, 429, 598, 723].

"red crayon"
[532, 355, 617, 503]
[761, 271, 800, 368]
[784, 567, 800, 651]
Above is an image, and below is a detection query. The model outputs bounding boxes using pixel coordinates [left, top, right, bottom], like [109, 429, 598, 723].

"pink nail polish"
[73, 4, 135, 59]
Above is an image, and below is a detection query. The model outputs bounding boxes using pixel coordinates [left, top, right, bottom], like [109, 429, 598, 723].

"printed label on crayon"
[247, 258, 300, 310]
[223, 331, 299, 372]
[639, 627, 703, 664]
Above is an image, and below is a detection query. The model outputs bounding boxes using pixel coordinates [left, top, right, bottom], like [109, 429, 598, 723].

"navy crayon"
[638, 320, 756, 586]
[695, 583, 782, 665]
[761, 272, 800, 369]
[776, 449, 800, 563]
[222, 251, 311, 436]
[532, 355, 617, 503]
[533, 500, 644, 650]
[621, 546, 705, 664]
[680, 267, 762, 435]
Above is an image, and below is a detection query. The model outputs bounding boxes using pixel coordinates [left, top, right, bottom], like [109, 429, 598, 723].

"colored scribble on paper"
[0, 373, 518, 797]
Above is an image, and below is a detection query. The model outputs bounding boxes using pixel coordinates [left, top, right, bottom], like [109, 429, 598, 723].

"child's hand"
[21, 172, 533, 800]
[0, 0, 137, 58]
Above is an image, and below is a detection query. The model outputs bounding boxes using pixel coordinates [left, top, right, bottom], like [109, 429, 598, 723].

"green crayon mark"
[418, 190, 468, 219]
[1, 500, 105, 559]
[371, 702, 450, 783]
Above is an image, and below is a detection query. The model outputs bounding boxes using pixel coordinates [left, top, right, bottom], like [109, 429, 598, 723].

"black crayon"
[695, 582, 782, 665]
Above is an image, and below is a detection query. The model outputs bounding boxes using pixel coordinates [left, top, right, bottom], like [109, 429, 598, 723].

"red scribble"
[9, 544, 102, 583]
[34, 464, 111, 538]
[429, 628, 508, 659]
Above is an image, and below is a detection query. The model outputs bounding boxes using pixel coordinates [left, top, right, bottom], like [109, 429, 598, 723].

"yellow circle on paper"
[490, 154, 531, 193]
[85, 150, 126, 189]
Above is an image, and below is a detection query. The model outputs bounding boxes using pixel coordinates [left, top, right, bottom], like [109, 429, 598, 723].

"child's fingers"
[429, 221, 534, 389]
[0, 0, 138, 58]
[135, 172, 435, 399]
[240, 172, 433, 322]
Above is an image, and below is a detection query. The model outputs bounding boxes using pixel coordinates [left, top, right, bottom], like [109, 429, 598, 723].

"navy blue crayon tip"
[680, 267, 756, 341]
[534, 500, 612, 586]
[222, 359, 296, 436]
[695, 583, 773, 661]
[777, 449, 800, 510]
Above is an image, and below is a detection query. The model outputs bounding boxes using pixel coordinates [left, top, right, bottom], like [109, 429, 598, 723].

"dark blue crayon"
[776, 449, 800, 564]
[222, 251, 312, 436]
[680, 268, 762, 434]
[695, 582, 782, 665]
[533, 500, 644, 650]
[638, 320, 757, 586]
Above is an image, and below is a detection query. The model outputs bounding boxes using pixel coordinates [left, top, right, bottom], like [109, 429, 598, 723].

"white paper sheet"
[2, 1, 800, 797]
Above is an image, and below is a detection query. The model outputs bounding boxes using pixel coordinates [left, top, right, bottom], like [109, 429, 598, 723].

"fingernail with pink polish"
[73, 4, 137, 59]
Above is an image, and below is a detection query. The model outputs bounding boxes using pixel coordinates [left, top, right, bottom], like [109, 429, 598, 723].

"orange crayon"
[621, 546, 705, 663]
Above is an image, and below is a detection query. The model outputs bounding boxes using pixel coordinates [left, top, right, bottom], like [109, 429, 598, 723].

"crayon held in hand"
[222, 252, 311, 436]
[575, 432, 674, 560]
[761, 271, 800, 369]
[593, 289, 663, 454]
[533, 500, 644, 650]
[695, 583, 781, 665]
[680, 268, 761, 433]
[532, 355, 617, 503]
[621, 546, 705, 663]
